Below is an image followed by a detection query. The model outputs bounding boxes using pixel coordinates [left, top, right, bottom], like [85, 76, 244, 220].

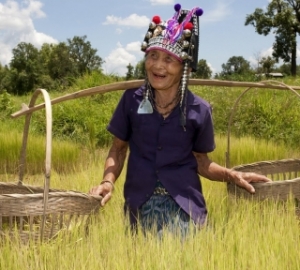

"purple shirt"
[107, 86, 215, 224]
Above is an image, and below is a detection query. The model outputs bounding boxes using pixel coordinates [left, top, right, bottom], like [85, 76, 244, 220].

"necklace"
[148, 88, 181, 118]
[154, 91, 180, 109]
[149, 88, 180, 108]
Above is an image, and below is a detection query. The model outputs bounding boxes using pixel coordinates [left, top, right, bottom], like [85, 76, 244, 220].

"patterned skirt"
[137, 181, 195, 238]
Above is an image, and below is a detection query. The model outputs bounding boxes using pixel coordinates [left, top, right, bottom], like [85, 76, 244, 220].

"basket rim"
[228, 177, 300, 187]
[0, 190, 102, 200]
[230, 158, 300, 188]
[232, 158, 300, 170]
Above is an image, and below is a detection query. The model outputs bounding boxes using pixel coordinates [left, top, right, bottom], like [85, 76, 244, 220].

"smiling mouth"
[153, 72, 166, 78]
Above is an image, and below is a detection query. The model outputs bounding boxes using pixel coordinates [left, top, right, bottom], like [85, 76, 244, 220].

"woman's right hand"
[89, 182, 114, 206]
[89, 137, 127, 207]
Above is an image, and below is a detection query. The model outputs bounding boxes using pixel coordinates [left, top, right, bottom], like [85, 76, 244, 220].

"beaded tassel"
[180, 62, 189, 108]
[179, 62, 190, 130]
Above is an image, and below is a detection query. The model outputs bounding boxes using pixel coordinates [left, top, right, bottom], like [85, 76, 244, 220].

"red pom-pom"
[152, 16, 161, 24]
[184, 22, 193, 30]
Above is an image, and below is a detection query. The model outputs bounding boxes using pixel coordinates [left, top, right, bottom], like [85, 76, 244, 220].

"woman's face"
[145, 50, 183, 92]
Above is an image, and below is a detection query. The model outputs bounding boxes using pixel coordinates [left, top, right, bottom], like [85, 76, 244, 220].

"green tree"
[259, 56, 277, 74]
[221, 56, 251, 76]
[67, 35, 103, 76]
[278, 63, 291, 76]
[39, 43, 54, 74]
[245, 0, 300, 76]
[0, 64, 10, 93]
[9, 42, 40, 94]
[193, 59, 212, 79]
[133, 59, 146, 79]
[126, 63, 134, 80]
[48, 42, 77, 87]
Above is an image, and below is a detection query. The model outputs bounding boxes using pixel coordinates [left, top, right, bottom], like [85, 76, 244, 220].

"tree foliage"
[67, 35, 103, 76]
[125, 63, 134, 80]
[221, 56, 251, 76]
[5, 36, 104, 94]
[133, 59, 146, 79]
[259, 56, 277, 74]
[48, 42, 77, 85]
[193, 59, 212, 79]
[245, 0, 300, 76]
[0, 64, 10, 93]
[9, 42, 42, 94]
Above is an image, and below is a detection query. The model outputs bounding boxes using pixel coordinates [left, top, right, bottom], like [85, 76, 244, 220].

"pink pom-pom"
[174, 3, 181, 12]
[196, 8, 203, 16]
[152, 16, 161, 24]
[184, 22, 193, 30]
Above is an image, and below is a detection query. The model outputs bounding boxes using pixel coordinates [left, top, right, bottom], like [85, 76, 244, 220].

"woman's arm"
[89, 136, 128, 205]
[193, 152, 271, 193]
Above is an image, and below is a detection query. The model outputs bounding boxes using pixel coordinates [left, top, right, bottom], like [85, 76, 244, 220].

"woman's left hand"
[230, 171, 272, 194]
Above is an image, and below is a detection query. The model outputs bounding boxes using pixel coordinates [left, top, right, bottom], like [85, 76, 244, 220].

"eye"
[165, 56, 176, 63]
[149, 52, 158, 59]
[165, 57, 173, 63]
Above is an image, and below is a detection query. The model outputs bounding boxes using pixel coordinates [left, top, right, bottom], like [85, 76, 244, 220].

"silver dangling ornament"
[137, 86, 153, 114]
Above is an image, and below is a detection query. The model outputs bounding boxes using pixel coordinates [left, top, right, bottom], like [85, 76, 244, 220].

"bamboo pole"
[11, 79, 300, 118]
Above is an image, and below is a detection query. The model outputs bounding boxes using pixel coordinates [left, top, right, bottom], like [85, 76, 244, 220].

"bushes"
[27, 72, 122, 147]
[193, 85, 300, 148]
[3, 75, 300, 149]
[1, 76, 300, 174]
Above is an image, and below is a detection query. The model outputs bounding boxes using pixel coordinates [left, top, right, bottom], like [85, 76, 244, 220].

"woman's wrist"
[100, 179, 115, 190]
[225, 169, 235, 183]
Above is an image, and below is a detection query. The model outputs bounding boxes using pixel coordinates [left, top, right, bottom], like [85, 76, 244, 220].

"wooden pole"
[11, 79, 300, 118]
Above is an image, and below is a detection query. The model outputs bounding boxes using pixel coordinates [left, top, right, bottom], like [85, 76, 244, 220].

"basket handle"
[17, 88, 52, 239]
[225, 80, 300, 168]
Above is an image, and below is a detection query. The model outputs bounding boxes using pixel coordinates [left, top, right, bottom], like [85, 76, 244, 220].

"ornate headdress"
[138, 4, 204, 129]
[141, 4, 203, 71]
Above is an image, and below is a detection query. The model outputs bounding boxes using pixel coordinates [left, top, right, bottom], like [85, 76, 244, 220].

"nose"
[152, 57, 165, 69]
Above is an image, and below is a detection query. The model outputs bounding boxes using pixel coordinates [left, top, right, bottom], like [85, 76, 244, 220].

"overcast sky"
[1, 0, 299, 76]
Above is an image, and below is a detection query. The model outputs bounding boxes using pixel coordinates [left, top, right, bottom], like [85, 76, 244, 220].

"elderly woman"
[89, 4, 271, 236]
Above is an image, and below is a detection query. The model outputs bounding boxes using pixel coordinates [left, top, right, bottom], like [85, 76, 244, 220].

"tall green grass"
[0, 138, 299, 269]
[0, 130, 298, 178]
[211, 135, 298, 167]
[0, 130, 82, 175]
[1, 77, 300, 269]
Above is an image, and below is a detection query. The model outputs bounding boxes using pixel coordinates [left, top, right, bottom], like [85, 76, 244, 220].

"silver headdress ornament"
[138, 3, 204, 129]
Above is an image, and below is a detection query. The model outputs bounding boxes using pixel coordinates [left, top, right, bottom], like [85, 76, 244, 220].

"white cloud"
[103, 14, 149, 28]
[203, 2, 232, 23]
[103, 44, 138, 76]
[260, 47, 273, 58]
[249, 46, 300, 69]
[0, 0, 57, 65]
[207, 62, 216, 75]
[248, 47, 273, 68]
[149, 0, 174, 5]
[115, 28, 123, 34]
[126, 41, 142, 53]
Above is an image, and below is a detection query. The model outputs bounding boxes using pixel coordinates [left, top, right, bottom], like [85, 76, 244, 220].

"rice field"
[0, 134, 299, 269]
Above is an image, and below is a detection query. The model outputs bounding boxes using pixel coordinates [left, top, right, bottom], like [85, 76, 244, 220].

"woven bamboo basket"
[227, 159, 300, 201]
[0, 89, 102, 243]
[225, 80, 300, 202]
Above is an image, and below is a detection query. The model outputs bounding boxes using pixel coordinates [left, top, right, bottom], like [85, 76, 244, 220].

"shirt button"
[157, 146, 162, 150]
